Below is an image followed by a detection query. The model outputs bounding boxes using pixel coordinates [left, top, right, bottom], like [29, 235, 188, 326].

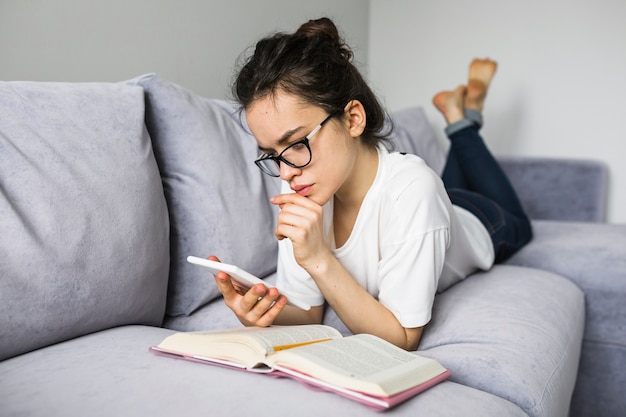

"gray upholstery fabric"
[0, 81, 170, 361]
[572, 340, 626, 417]
[419, 265, 584, 417]
[508, 221, 626, 348]
[387, 106, 446, 175]
[0, 325, 528, 417]
[506, 220, 626, 417]
[129, 74, 279, 317]
[498, 156, 608, 222]
[162, 287, 244, 331]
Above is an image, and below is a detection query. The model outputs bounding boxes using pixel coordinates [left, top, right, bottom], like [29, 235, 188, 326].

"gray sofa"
[1, 74, 624, 417]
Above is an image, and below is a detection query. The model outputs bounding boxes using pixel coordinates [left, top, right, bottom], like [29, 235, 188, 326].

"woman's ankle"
[464, 108, 483, 128]
[445, 119, 475, 137]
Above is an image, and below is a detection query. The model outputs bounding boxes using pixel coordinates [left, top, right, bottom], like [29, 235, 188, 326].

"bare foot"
[465, 58, 498, 112]
[432, 85, 466, 124]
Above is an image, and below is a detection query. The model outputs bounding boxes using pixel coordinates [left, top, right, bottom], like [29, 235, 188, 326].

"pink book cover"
[149, 346, 451, 411]
[270, 365, 451, 411]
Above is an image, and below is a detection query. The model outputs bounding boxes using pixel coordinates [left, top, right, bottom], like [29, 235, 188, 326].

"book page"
[253, 325, 342, 352]
[154, 325, 342, 368]
[268, 333, 446, 396]
[274, 333, 417, 377]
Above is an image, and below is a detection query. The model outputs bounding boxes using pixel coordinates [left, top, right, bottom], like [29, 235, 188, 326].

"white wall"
[369, 0, 626, 223]
[3, 0, 623, 222]
[0, 0, 369, 99]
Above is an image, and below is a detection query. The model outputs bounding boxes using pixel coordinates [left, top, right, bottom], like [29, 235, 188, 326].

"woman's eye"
[290, 141, 307, 151]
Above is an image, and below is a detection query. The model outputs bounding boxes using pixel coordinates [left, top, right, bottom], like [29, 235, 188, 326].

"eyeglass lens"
[257, 140, 311, 176]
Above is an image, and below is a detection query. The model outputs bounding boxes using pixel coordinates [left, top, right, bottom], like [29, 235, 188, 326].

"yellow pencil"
[272, 338, 333, 352]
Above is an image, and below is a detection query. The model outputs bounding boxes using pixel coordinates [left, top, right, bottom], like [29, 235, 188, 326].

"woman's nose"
[279, 163, 302, 181]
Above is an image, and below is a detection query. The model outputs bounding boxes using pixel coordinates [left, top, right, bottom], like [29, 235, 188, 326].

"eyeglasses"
[254, 110, 341, 177]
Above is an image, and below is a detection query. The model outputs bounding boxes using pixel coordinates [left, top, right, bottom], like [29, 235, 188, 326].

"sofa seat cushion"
[0, 81, 170, 361]
[506, 220, 626, 417]
[162, 290, 243, 331]
[507, 220, 626, 348]
[0, 325, 528, 417]
[418, 265, 584, 417]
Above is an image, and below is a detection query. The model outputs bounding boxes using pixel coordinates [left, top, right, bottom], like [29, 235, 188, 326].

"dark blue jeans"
[442, 125, 532, 263]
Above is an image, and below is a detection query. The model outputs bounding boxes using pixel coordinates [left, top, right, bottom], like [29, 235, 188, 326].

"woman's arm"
[299, 249, 423, 350]
[270, 193, 425, 351]
[213, 251, 422, 350]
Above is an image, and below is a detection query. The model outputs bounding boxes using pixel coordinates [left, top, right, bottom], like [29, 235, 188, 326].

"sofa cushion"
[497, 157, 609, 222]
[507, 221, 626, 347]
[129, 74, 280, 317]
[0, 325, 528, 417]
[506, 220, 626, 416]
[419, 265, 584, 417]
[0, 81, 170, 361]
[387, 106, 446, 175]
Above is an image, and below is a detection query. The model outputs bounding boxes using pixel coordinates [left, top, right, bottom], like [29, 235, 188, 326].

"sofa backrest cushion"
[0, 81, 170, 360]
[497, 156, 609, 222]
[130, 74, 280, 317]
[387, 105, 446, 175]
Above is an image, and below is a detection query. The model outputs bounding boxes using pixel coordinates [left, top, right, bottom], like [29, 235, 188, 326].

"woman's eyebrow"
[258, 126, 305, 153]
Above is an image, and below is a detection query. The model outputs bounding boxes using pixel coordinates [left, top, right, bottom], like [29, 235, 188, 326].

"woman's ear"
[344, 100, 366, 138]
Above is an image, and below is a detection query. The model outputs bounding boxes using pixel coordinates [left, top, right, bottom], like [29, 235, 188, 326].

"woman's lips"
[292, 184, 314, 197]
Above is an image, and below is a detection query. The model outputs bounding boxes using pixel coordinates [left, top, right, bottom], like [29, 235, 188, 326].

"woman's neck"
[333, 145, 379, 247]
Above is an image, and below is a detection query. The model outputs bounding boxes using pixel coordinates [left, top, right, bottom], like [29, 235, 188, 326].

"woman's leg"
[438, 59, 490, 189]
[446, 125, 527, 219]
[437, 85, 469, 190]
[434, 59, 532, 262]
[435, 59, 526, 218]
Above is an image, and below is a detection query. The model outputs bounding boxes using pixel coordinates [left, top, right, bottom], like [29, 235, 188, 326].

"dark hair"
[233, 17, 391, 149]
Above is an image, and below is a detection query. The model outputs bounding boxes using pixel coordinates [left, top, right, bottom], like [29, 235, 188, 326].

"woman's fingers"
[271, 193, 323, 241]
[207, 255, 286, 327]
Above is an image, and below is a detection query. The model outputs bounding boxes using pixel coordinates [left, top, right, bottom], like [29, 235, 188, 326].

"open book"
[150, 324, 450, 410]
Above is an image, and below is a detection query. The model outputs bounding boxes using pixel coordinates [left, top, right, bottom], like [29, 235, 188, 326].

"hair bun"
[295, 17, 353, 61]
[296, 17, 340, 41]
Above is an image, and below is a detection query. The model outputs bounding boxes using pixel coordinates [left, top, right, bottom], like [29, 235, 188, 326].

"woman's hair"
[233, 17, 391, 149]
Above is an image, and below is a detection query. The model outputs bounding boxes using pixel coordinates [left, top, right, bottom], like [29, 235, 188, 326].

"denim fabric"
[442, 124, 532, 263]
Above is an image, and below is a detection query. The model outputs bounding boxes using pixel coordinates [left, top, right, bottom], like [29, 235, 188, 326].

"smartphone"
[186, 256, 311, 311]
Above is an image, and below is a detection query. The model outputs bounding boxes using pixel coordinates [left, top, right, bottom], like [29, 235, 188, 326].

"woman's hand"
[209, 256, 287, 327]
[271, 193, 331, 270]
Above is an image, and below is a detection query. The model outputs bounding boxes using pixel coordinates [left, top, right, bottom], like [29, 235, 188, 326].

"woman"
[212, 17, 532, 350]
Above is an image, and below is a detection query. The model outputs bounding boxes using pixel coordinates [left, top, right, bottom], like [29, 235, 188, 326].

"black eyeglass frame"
[254, 109, 342, 177]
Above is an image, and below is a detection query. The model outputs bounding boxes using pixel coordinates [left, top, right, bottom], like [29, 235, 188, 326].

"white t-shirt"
[276, 147, 494, 328]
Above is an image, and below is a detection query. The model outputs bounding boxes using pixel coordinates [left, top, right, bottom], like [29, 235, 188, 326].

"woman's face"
[246, 91, 359, 206]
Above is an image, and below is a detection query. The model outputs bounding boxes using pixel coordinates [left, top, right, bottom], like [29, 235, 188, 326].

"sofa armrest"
[497, 156, 609, 222]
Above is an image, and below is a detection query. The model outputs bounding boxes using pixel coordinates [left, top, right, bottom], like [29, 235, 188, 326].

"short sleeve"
[376, 158, 452, 328]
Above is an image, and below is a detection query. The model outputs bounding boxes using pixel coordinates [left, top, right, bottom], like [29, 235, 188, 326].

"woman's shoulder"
[374, 149, 451, 236]
[380, 150, 442, 196]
